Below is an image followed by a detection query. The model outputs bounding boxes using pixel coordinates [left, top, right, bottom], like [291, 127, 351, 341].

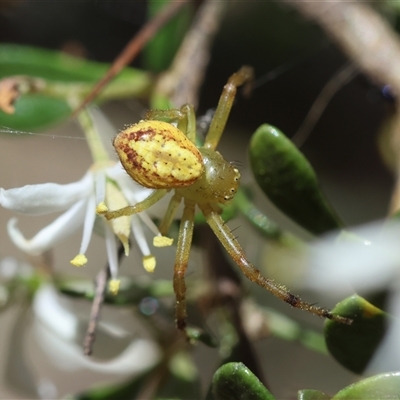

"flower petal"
[106, 163, 153, 203]
[94, 169, 106, 205]
[105, 180, 131, 256]
[33, 284, 78, 341]
[131, 215, 151, 256]
[367, 288, 400, 373]
[303, 221, 400, 295]
[8, 199, 87, 255]
[0, 172, 93, 215]
[78, 194, 97, 255]
[104, 221, 118, 279]
[32, 284, 161, 374]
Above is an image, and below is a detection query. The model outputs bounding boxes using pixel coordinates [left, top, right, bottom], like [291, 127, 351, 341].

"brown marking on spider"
[114, 120, 203, 189]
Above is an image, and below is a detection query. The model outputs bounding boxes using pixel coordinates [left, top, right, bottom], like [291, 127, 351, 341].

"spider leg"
[103, 189, 168, 220]
[159, 192, 182, 236]
[204, 66, 254, 151]
[146, 104, 196, 143]
[173, 199, 196, 331]
[201, 205, 352, 325]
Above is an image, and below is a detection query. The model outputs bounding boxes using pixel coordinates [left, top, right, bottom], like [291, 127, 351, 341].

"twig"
[285, 1, 400, 94]
[155, 0, 226, 108]
[291, 62, 358, 148]
[72, 0, 189, 117]
[284, 0, 400, 216]
[83, 244, 125, 356]
[83, 266, 109, 356]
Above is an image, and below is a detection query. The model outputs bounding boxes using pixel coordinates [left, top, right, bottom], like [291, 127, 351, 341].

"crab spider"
[103, 66, 351, 332]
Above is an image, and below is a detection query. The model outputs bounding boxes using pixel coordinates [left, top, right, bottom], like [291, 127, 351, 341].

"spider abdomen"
[114, 120, 204, 189]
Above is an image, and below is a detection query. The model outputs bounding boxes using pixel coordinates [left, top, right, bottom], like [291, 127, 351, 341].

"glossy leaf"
[332, 372, 400, 399]
[0, 44, 151, 130]
[324, 295, 389, 374]
[249, 124, 343, 235]
[298, 389, 331, 400]
[212, 362, 275, 400]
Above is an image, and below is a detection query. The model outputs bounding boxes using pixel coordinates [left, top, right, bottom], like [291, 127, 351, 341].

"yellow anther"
[70, 254, 88, 267]
[105, 181, 131, 256]
[108, 279, 121, 295]
[96, 201, 108, 214]
[153, 236, 174, 247]
[143, 255, 156, 273]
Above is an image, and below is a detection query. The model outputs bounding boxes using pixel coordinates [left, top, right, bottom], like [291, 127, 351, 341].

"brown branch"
[285, 0, 400, 216]
[285, 1, 400, 94]
[83, 265, 109, 356]
[72, 0, 190, 117]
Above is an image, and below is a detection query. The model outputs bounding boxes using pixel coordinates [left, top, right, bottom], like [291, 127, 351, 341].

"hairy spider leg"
[204, 66, 254, 151]
[146, 104, 197, 143]
[157, 193, 196, 331]
[173, 199, 196, 330]
[104, 189, 168, 220]
[201, 205, 352, 325]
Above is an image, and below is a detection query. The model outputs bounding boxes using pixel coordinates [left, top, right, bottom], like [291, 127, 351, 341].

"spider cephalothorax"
[101, 66, 351, 333]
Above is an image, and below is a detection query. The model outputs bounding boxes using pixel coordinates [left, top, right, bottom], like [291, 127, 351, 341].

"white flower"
[0, 161, 161, 281]
[32, 284, 161, 375]
[302, 221, 400, 298]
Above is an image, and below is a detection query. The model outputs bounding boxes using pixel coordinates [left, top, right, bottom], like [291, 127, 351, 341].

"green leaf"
[0, 44, 151, 130]
[248, 124, 343, 235]
[332, 372, 400, 399]
[143, 0, 193, 72]
[0, 94, 71, 131]
[324, 295, 389, 374]
[72, 371, 150, 400]
[298, 389, 331, 400]
[212, 362, 275, 400]
[0, 44, 148, 83]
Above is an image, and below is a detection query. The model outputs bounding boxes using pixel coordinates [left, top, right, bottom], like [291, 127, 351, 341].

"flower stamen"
[71, 254, 88, 267]
[153, 235, 174, 247]
[108, 278, 121, 295]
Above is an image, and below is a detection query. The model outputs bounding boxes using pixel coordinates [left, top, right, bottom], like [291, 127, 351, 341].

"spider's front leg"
[204, 66, 254, 150]
[202, 205, 352, 325]
[173, 199, 196, 331]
